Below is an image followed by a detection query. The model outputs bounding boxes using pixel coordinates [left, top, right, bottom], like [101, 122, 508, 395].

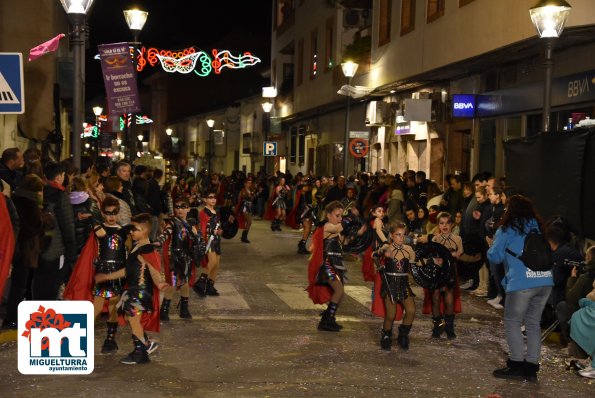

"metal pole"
[130, 31, 140, 161]
[71, 14, 85, 170]
[264, 114, 269, 174]
[542, 38, 555, 133]
[343, 77, 352, 177]
[208, 127, 213, 172]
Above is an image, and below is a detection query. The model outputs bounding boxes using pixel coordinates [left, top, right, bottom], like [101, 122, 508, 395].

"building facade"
[269, 0, 595, 185]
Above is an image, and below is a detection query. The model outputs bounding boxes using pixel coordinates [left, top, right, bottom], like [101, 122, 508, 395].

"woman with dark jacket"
[69, 177, 95, 254]
[2, 174, 54, 329]
[487, 195, 553, 382]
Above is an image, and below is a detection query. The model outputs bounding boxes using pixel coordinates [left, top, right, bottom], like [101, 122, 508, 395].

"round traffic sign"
[349, 138, 369, 158]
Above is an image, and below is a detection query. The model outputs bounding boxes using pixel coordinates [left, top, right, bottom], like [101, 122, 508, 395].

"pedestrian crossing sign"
[0, 53, 25, 114]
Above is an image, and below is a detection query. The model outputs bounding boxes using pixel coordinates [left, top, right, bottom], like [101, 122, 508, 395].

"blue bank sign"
[452, 94, 476, 118]
[0, 53, 25, 114]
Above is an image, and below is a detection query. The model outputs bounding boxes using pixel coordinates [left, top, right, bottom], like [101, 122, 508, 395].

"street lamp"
[206, 119, 215, 172]
[262, 86, 277, 175]
[92, 106, 102, 158]
[59, 0, 95, 170]
[341, 61, 358, 176]
[165, 128, 173, 136]
[123, 7, 148, 161]
[529, 0, 571, 133]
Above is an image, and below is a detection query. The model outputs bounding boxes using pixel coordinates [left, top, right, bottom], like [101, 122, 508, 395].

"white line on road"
[266, 283, 327, 310]
[203, 282, 251, 310]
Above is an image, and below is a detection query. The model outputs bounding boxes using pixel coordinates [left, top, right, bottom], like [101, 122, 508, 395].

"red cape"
[285, 189, 303, 229]
[138, 250, 162, 332]
[306, 226, 333, 304]
[235, 200, 247, 230]
[63, 233, 97, 302]
[370, 271, 404, 321]
[360, 219, 376, 282]
[264, 194, 275, 221]
[0, 194, 16, 303]
[421, 273, 462, 315]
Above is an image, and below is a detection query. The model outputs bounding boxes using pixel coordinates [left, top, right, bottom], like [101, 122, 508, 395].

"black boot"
[120, 336, 150, 365]
[144, 332, 159, 355]
[380, 329, 393, 351]
[318, 311, 341, 332]
[101, 322, 119, 354]
[193, 274, 208, 297]
[523, 361, 540, 382]
[493, 359, 525, 380]
[274, 219, 282, 231]
[397, 324, 412, 350]
[178, 296, 192, 318]
[431, 317, 444, 339]
[206, 279, 220, 296]
[297, 240, 309, 254]
[160, 299, 171, 322]
[444, 314, 456, 339]
[241, 230, 250, 243]
[270, 220, 277, 231]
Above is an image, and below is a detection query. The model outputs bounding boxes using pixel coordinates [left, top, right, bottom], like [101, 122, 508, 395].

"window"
[290, 127, 297, 163]
[400, 0, 415, 36]
[310, 29, 318, 79]
[459, 0, 475, 7]
[298, 126, 306, 165]
[427, 0, 445, 23]
[378, 0, 392, 46]
[324, 18, 334, 72]
[297, 38, 304, 86]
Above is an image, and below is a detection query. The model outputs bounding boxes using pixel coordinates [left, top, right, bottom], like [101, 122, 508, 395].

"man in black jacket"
[0, 147, 24, 192]
[116, 161, 138, 215]
[38, 162, 77, 300]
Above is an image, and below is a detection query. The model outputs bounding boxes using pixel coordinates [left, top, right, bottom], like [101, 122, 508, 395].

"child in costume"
[372, 222, 417, 350]
[307, 200, 366, 331]
[155, 197, 204, 320]
[64, 196, 131, 354]
[95, 213, 168, 365]
[194, 189, 224, 297]
[419, 211, 463, 339]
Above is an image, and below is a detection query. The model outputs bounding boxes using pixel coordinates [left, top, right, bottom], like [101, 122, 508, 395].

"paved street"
[0, 220, 593, 397]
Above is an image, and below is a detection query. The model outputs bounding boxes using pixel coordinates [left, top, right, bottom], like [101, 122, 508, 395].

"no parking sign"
[349, 138, 369, 158]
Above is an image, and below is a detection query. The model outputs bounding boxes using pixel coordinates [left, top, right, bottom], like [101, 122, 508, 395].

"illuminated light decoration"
[81, 123, 99, 138]
[119, 116, 125, 131]
[98, 115, 108, 122]
[136, 115, 153, 124]
[94, 45, 260, 77]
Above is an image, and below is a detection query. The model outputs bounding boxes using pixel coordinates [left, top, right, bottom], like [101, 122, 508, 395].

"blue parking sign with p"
[264, 141, 277, 156]
[0, 53, 25, 114]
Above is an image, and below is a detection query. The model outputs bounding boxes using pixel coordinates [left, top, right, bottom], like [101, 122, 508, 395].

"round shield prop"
[457, 235, 484, 279]
[343, 226, 374, 254]
[411, 242, 455, 290]
[219, 206, 239, 239]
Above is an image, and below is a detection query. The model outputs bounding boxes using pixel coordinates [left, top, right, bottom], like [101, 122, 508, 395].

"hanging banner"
[98, 42, 141, 116]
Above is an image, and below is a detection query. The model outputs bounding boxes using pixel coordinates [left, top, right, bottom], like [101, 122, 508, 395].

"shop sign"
[452, 94, 476, 118]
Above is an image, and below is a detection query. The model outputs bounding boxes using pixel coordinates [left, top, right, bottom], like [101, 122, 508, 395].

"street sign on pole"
[0, 53, 25, 114]
[263, 141, 277, 156]
[349, 130, 369, 139]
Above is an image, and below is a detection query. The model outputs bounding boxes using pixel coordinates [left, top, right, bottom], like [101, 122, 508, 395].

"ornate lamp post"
[123, 8, 148, 160]
[341, 61, 358, 176]
[59, 0, 95, 169]
[92, 105, 102, 158]
[529, 0, 571, 133]
[262, 86, 277, 175]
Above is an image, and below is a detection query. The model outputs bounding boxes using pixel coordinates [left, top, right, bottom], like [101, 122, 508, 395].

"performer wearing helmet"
[419, 211, 463, 339]
[307, 201, 366, 331]
[195, 189, 225, 297]
[372, 222, 417, 351]
[271, 176, 290, 232]
[154, 196, 204, 321]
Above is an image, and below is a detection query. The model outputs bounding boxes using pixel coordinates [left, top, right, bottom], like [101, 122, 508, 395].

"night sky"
[85, 0, 272, 102]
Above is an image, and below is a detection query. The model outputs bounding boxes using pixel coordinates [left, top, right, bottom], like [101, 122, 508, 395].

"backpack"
[506, 229, 552, 272]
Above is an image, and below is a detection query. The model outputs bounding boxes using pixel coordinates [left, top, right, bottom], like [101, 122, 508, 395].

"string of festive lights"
[94, 46, 260, 76]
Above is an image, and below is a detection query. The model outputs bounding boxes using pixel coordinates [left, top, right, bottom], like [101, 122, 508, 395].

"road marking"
[266, 283, 326, 310]
[203, 282, 250, 310]
[344, 285, 373, 308]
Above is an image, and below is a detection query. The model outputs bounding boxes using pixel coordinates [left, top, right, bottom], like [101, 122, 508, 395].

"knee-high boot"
[444, 314, 456, 339]
[160, 299, 171, 322]
[101, 322, 119, 354]
[397, 324, 412, 350]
